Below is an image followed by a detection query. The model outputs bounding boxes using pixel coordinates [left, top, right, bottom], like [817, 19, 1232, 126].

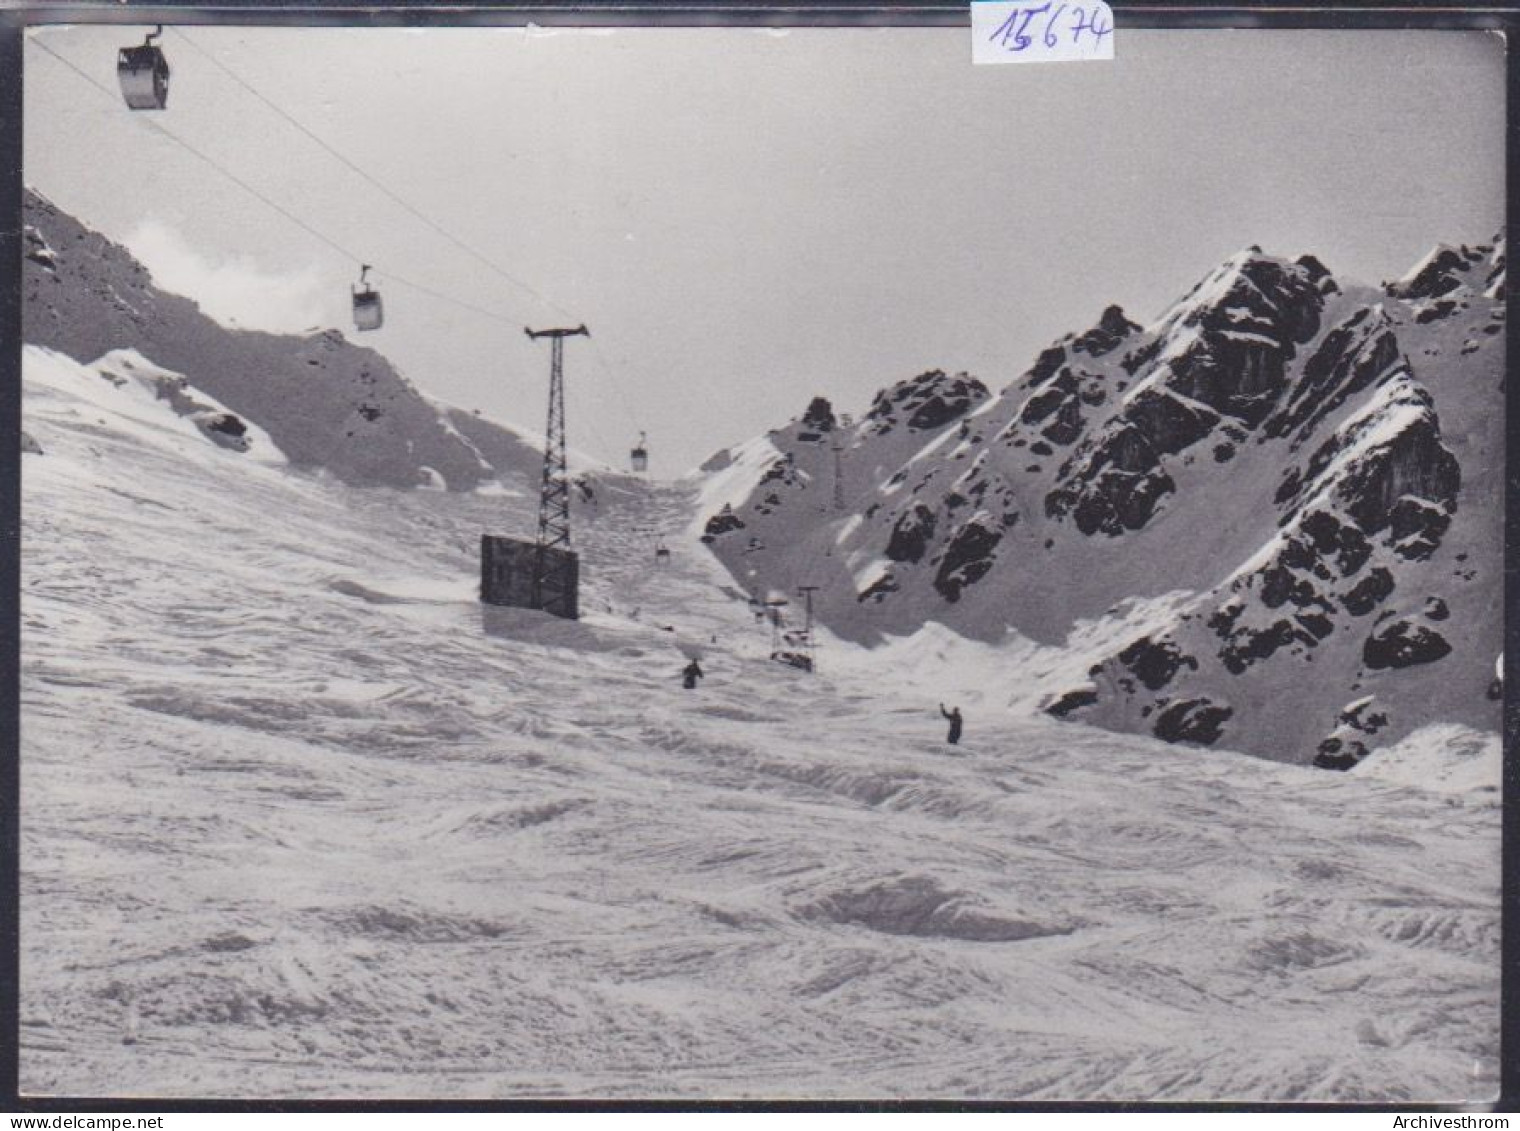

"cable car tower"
[794, 584, 819, 671]
[766, 588, 815, 672]
[831, 442, 846, 511]
[525, 324, 589, 617]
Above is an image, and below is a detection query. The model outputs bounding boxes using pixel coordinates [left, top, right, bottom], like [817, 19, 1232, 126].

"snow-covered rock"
[1349, 723, 1500, 794]
[698, 239, 1503, 766]
[22, 190, 545, 492]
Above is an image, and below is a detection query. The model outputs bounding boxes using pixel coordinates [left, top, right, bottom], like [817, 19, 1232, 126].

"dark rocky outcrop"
[1044, 686, 1099, 718]
[699, 447, 735, 473]
[798, 396, 837, 441]
[1265, 307, 1404, 442]
[1115, 636, 1197, 692]
[700, 504, 746, 543]
[195, 411, 251, 451]
[1070, 305, 1142, 357]
[1342, 567, 1395, 615]
[1041, 256, 1329, 542]
[1217, 615, 1302, 674]
[1312, 736, 1368, 771]
[1276, 381, 1460, 537]
[1363, 617, 1452, 670]
[1295, 254, 1339, 296]
[866, 371, 989, 434]
[1153, 698, 1232, 745]
[1386, 497, 1453, 562]
[1044, 422, 1175, 537]
[1386, 244, 1487, 301]
[1125, 388, 1221, 456]
[1338, 433, 1459, 540]
[932, 519, 1001, 603]
[886, 503, 937, 564]
[1164, 334, 1293, 429]
[857, 571, 899, 604]
[1162, 254, 1325, 426]
[1312, 695, 1390, 770]
[1298, 509, 1372, 576]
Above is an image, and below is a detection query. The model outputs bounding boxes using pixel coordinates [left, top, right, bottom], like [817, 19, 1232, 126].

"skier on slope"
[940, 703, 963, 746]
[682, 659, 705, 690]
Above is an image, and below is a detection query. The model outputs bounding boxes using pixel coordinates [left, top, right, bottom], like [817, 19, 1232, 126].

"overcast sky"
[24, 25, 1505, 475]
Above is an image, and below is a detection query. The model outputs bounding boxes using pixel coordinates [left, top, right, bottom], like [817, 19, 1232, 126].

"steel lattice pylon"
[525, 324, 589, 617]
[832, 441, 845, 511]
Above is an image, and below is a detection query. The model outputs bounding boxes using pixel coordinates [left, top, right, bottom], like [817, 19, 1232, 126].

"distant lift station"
[481, 324, 590, 620]
[352, 265, 384, 332]
[774, 585, 818, 672]
[118, 26, 170, 110]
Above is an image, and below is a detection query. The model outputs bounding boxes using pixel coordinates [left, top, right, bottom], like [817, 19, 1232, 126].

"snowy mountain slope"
[22, 190, 543, 492]
[696, 242, 1504, 767]
[20, 343, 1498, 1101]
[27, 346, 285, 467]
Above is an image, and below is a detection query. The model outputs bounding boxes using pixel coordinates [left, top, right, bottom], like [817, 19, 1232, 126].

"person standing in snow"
[940, 703, 963, 746]
[682, 660, 705, 690]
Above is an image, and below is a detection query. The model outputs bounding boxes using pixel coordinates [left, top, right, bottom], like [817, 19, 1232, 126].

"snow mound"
[325, 904, 514, 943]
[24, 346, 286, 469]
[799, 875, 1073, 942]
[1351, 724, 1500, 795]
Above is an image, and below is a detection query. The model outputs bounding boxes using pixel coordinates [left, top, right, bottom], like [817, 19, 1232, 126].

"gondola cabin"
[352, 289, 384, 332]
[117, 28, 170, 111]
[630, 432, 648, 474]
[352, 265, 384, 332]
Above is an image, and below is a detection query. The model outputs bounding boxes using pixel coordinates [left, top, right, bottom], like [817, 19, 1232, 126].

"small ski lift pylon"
[117, 26, 170, 111]
[630, 432, 648, 474]
[352, 265, 384, 332]
[771, 650, 814, 672]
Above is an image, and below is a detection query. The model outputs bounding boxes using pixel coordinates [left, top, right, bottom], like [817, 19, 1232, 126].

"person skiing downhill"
[940, 703, 963, 745]
[682, 660, 705, 690]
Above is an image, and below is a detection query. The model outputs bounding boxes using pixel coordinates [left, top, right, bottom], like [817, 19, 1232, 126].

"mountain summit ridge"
[696, 239, 1504, 766]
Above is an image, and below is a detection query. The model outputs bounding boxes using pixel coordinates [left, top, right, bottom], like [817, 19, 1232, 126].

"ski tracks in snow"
[19, 363, 1500, 1100]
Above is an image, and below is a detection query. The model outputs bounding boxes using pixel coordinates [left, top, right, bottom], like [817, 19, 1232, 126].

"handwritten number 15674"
[987, 3, 1113, 53]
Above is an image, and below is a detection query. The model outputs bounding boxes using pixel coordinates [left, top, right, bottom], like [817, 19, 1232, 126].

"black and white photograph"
[12, 19, 1506, 1102]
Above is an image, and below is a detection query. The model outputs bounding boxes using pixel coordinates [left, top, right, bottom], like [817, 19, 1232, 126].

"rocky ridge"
[22, 189, 543, 491]
[697, 238, 1504, 766]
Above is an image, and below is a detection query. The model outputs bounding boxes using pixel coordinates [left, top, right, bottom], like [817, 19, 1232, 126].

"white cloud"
[123, 219, 336, 334]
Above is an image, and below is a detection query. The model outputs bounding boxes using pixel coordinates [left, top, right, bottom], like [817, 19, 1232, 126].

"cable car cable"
[166, 27, 574, 326]
[135, 30, 647, 437]
[33, 38, 527, 332]
[36, 34, 650, 465]
[171, 29, 647, 437]
[34, 38, 367, 267]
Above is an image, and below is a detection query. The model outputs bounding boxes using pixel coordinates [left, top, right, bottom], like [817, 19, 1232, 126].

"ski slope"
[19, 347, 1500, 1101]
